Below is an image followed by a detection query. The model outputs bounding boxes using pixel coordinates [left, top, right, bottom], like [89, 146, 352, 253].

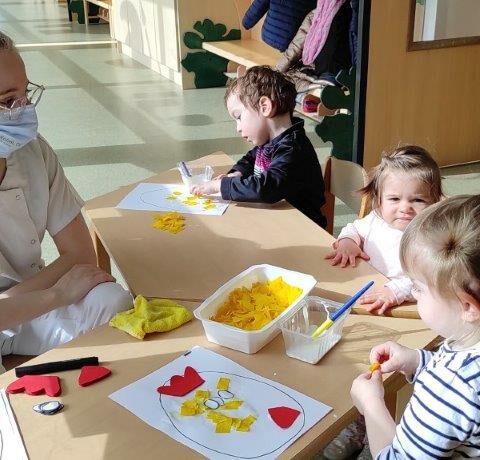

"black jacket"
[220, 119, 326, 228]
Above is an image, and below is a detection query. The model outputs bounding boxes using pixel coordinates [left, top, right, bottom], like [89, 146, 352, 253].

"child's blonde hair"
[360, 145, 443, 209]
[400, 195, 480, 303]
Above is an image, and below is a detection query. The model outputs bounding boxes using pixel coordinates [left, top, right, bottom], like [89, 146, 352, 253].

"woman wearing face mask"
[0, 31, 132, 372]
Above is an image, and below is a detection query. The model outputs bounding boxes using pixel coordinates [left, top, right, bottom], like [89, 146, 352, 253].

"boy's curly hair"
[224, 66, 296, 116]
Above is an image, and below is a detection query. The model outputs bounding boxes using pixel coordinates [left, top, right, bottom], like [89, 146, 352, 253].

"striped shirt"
[377, 343, 480, 459]
[253, 146, 272, 177]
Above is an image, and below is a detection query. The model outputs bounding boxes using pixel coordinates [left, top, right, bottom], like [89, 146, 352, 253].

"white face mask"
[0, 105, 38, 158]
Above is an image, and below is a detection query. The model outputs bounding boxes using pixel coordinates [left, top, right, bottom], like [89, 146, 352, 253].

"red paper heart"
[7, 375, 61, 397]
[157, 366, 204, 397]
[268, 406, 301, 429]
[78, 366, 111, 386]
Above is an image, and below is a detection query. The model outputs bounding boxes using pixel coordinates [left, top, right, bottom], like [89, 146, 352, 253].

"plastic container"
[279, 296, 349, 364]
[193, 264, 317, 354]
[178, 165, 213, 191]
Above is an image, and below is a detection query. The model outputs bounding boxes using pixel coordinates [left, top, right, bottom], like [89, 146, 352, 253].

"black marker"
[15, 356, 99, 377]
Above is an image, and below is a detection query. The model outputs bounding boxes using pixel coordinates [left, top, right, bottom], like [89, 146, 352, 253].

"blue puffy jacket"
[242, 0, 317, 51]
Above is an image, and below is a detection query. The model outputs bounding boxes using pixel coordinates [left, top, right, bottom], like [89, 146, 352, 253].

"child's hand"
[325, 238, 370, 267]
[370, 341, 419, 377]
[52, 264, 115, 306]
[191, 179, 221, 196]
[359, 286, 398, 314]
[213, 171, 241, 180]
[350, 370, 384, 415]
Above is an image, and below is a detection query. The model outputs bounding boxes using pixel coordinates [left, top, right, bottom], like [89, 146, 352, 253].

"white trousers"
[0, 282, 132, 369]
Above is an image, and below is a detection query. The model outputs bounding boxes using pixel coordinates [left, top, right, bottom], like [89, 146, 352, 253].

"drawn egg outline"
[159, 371, 305, 459]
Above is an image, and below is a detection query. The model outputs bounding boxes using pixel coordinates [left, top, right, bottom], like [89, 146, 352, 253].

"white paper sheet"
[116, 183, 229, 216]
[110, 347, 331, 459]
[0, 389, 28, 460]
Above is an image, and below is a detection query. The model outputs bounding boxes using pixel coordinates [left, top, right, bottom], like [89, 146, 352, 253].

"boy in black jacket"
[191, 66, 326, 228]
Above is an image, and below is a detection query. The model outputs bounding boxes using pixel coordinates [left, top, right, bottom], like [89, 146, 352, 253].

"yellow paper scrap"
[222, 400, 243, 410]
[173, 191, 182, 196]
[195, 390, 210, 400]
[165, 195, 177, 200]
[210, 277, 302, 331]
[205, 411, 256, 433]
[180, 399, 204, 416]
[369, 362, 380, 373]
[152, 212, 185, 234]
[217, 377, 230, 391]
[237, 415, 257, 432]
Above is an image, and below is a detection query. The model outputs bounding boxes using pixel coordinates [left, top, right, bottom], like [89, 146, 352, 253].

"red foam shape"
[78, 366, 112, 387]
[6, 375, 61, 397]
[157, 366, 205, 397]
[268, 406, 301, 429]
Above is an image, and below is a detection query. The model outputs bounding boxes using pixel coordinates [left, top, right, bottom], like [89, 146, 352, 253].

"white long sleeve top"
[336, 211, 413, 304]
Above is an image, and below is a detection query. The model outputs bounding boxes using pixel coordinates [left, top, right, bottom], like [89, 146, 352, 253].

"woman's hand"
[51, 264, 115, 306]
[325, 238, 370, 267]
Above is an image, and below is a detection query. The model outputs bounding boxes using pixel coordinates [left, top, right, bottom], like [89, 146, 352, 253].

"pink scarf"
[302, 0, 346, 65]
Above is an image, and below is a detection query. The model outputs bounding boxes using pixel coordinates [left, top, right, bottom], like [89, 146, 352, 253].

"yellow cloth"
[109, 295, 192, 339]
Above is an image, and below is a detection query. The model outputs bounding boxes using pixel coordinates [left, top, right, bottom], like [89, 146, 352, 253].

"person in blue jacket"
[191, 66, 326, 228]
[242, 0, 317, 51]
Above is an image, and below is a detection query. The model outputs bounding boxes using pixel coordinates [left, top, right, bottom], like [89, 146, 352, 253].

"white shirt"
[377, 343, 480, 459]
[0, 135, 83, 290]
[336, 211, 413, 304]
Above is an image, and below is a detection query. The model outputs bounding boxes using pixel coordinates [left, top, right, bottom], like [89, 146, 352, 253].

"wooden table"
[0, 302, 436, 459]
[85, 152, 419, 318]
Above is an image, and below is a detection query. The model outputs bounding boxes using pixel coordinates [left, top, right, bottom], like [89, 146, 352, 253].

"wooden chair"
[321, 156, 370, 235]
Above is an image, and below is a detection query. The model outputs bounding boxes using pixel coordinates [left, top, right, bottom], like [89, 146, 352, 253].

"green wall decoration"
[315, 67, 356, 161]
[181, 19, 241, 89]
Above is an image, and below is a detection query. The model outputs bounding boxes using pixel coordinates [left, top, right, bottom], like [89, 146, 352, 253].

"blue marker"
[312, 281, 374, 338]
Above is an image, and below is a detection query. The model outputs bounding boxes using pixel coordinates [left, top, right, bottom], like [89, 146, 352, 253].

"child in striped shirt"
[351, 195, 480, 459]
[191, 66, 327, 228]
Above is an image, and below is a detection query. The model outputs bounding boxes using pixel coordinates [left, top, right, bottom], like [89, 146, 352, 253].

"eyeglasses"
[0, 81, 45, 121]
[203, 390, 234, 410]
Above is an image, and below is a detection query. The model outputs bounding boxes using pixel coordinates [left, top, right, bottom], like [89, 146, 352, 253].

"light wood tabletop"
[84, 152, 419, 319]
[0, 302, 436, 460]
[202, 40, 282, 68]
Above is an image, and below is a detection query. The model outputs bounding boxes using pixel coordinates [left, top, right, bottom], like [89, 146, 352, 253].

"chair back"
[322, 156, 370, 234]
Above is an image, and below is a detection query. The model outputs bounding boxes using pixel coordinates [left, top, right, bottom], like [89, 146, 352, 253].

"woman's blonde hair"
[360, 145, 443, 209]
[400, 195, 480, 303]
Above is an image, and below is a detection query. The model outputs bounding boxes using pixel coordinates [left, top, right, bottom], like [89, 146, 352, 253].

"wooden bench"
[202, 39, 281, 69]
